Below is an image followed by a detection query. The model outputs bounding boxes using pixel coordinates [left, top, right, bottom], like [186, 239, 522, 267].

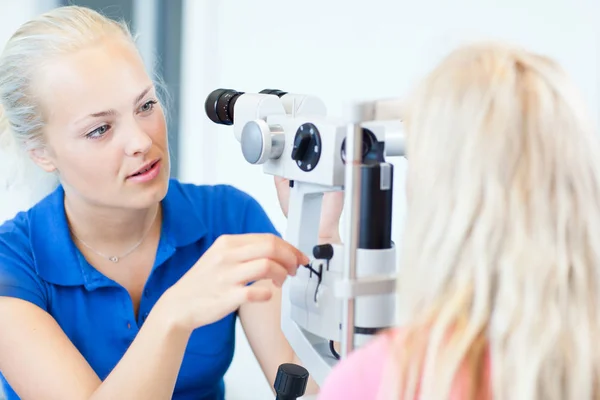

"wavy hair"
[388, 42, 600, 400]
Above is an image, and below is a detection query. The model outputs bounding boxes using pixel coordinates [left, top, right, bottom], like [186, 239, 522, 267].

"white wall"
[0, 1, 36, 40]
[179, 0, 599, 398]
[0, 0, 59, 224]
[0, 1, 38, 224]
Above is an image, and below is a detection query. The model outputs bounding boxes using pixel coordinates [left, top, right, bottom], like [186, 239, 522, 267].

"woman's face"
[31, 36, 170, 210]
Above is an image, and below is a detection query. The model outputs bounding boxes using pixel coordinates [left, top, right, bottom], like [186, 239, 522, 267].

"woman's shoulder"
[0, 209, 34, 262]
[167, 178, 258, 209]
[166, 179, 277, 235]
[0, 183, 67, 265]
[318, 329, 401, 400]
[0, 209, 47, 309]
[319, 327, 493, 400]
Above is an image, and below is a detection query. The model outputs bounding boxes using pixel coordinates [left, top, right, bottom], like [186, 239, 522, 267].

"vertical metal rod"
[341, 116, 363, 359]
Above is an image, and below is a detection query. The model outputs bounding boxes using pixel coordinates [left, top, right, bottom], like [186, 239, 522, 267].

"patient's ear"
[29, 147, 57, 173]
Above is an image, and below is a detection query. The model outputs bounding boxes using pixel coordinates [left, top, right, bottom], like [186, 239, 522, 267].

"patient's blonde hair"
[390, 42, 600, 399]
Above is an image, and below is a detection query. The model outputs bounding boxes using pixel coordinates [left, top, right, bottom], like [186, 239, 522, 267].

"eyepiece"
[205, 89, 245, 125]
[341, 128, 379, 164]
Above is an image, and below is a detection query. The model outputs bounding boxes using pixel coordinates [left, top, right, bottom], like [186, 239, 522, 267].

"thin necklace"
[69, 208, 158, 263]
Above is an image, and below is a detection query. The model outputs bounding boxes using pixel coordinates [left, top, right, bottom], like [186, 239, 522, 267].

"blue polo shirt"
[0, 179, 280, 400]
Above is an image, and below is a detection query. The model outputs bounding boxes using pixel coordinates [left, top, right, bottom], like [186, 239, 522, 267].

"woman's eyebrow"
[75, 85, 154, 123]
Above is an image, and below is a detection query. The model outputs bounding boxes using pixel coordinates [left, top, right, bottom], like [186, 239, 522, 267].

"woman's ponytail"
[0, 102, 21, 190]
[0, 103, 58, 222]
[0, 103, 12, 153]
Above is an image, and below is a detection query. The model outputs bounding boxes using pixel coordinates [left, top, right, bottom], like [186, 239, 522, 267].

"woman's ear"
[29, 147, 57, 173]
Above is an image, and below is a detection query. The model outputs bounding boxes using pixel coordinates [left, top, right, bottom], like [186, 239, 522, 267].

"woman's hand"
[274, 176, 344, 243]
[159, 233, 308, 333]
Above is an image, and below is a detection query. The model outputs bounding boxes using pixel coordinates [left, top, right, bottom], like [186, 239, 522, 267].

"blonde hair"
[390, 42, 600, 399]
[0, 6, 160, 203]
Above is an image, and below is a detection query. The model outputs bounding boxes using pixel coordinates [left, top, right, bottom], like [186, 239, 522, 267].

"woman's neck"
[64, 194, 161, 258]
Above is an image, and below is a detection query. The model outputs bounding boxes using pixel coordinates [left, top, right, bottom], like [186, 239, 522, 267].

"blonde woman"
[318, 42, 600, 399]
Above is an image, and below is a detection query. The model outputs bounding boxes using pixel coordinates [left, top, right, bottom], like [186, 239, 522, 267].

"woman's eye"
[140, 100, 158, 113]
[86, 124, 110, 139]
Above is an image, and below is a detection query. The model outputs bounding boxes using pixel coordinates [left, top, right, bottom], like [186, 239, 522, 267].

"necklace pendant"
[109, 256, 119, 263]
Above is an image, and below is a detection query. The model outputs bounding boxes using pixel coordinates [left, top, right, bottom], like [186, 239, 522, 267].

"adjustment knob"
[291, 131, 311, 161]
[292, 123, 322, 172]
[240, 120, 284, 164]
[274, 363, 309, 400]
[260, 88, 289, 98]
[313, 244, 334, 260]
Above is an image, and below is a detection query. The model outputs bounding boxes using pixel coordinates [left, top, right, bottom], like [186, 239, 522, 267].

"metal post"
[341, 107, 364, 359]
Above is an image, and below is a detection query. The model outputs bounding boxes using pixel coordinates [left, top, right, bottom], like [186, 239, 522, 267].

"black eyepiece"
[341, 128, 380, 164]
[205, 89, 245, 125]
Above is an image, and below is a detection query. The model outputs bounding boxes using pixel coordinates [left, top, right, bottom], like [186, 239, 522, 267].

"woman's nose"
[124, 122, 153, 156]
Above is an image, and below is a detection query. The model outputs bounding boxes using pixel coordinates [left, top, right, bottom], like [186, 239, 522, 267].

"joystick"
[274, 363, 309, 400]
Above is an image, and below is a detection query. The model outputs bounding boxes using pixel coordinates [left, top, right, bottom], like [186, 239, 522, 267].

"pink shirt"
[317, 332, 393, 399]
[317, 329, 491, 399]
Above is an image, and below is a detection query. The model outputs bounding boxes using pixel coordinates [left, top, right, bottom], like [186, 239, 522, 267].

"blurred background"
[0, 0, 598, 398]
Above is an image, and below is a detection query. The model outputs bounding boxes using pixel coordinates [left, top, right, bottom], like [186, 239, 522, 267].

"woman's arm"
[0, 231, 305, 400]
[0, 295, 190, 400]
[238, 279, 320, 397]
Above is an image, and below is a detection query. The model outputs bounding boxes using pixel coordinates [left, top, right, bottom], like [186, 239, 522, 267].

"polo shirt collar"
[30, 180, 207, 286]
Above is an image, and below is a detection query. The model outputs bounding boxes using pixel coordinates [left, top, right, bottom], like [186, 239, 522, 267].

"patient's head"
[394, 42, 600, 399]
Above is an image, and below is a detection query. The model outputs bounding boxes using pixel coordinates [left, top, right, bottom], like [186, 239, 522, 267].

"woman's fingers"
[217, 285, 273, 316]
[219, 234, 309, 275]
[244, 285, 273, 302]
[230, 258, 289, 287]
[229, 285, 273, 306]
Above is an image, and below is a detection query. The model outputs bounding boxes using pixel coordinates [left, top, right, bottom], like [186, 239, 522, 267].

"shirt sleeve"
[0, 229, 48, 311]
[317, 333, 394, 400]
[237, 188, 281, 237]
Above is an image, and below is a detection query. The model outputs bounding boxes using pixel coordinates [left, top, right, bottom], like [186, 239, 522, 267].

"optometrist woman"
[0, 5, 344, 400]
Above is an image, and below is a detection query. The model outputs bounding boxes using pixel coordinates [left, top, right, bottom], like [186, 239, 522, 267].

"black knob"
[274, 363, 309, 400]
[260, 88, 288, 98]
[292, 123, 322, 172]
[291, 131, 312, 161]
[313, 244, 334, 260]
